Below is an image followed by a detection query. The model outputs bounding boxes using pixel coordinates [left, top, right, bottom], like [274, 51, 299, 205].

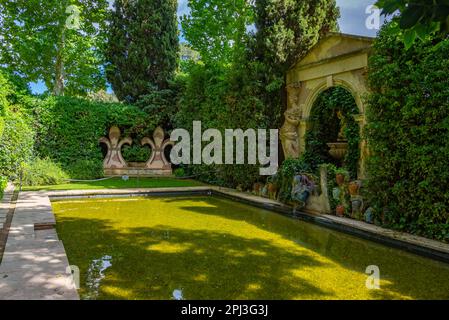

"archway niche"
[280, 33, 373, 179]
[304, 86, 360, 179]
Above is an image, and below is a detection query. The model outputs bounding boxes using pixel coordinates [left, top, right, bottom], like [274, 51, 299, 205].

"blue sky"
[30, 0, 383, 94]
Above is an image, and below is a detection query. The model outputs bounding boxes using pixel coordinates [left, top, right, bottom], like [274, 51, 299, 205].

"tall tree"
[106, 0, 179, 103]
[251, 0, 340, 132]
[254, 0, 340, 73]
[180, 0, 254, 65]
[0, 0, 108, 96]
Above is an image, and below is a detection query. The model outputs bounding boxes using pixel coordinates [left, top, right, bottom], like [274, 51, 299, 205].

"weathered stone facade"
[281, 32, 373, 179]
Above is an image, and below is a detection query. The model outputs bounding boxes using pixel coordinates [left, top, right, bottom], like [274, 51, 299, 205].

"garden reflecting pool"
[51, 196, 449, 300]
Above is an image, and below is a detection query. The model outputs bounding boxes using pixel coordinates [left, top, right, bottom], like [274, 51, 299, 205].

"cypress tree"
[254, 0, 340, 72]
[106, 0, 179, 103]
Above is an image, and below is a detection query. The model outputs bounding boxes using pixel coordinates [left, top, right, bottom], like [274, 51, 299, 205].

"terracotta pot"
[348, 181, 360, 196]
[336, 205, 345, 217]
[336, 173, 345, 186]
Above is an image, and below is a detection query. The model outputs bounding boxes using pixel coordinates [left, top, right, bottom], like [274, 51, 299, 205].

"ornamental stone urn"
[327, 142, 348, 160]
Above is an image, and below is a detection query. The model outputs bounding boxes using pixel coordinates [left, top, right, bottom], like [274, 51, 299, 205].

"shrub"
[122, 144, 152, 163]
[365, 21, 449, 241]
[0, 109, 34, 178]
[21, 158, 69, 186]
[0, 176, 7, 199]
[67, 159, 104, 180]
[0, 70, 35, 179]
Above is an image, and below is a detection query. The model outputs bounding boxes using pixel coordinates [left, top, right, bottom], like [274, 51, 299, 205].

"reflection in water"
[172, 289, 184, 300]
[85, 255, 113, 299]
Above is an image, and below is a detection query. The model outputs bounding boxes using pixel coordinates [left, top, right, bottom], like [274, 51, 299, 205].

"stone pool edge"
[0, 191, 79, 300]
[47, 186, 449, 265]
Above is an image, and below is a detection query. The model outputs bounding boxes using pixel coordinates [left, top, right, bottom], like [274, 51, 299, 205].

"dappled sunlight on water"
[52, 196, 449, 300]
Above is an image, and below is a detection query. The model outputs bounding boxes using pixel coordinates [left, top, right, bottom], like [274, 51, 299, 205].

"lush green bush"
[0, 71, 35, 179]
[66, 159, 105, 181]
[21, 158, 69, 186]
[173, 61, 278, 189]
[122, 144, 152, 163]
[0, 176, 7, 199]
[0, 110, 34, 178]
[365, 21, 449, 241]
[32, 96, 153, 179]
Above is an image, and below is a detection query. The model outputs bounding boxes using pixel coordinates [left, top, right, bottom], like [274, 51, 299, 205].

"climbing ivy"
[302, 87, 360, 179]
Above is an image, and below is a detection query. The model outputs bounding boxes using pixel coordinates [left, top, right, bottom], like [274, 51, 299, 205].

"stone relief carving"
[99, 126, 132, 169]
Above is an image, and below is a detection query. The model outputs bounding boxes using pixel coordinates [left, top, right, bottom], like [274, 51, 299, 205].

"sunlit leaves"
[375, 0, 449, 49]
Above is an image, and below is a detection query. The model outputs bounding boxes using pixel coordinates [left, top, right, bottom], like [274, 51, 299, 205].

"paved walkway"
[0, 191, 79, 300]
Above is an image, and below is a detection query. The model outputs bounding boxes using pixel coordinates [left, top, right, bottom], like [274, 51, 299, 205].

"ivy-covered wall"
[365, 22, 449, 241]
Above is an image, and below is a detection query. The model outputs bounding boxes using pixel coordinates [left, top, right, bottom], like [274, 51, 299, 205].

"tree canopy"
[376, 0, 449, 48]
[106, 0, 179, 103]
[0, 0, 109, 96]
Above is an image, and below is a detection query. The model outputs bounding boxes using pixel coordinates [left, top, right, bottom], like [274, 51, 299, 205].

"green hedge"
[0, 71, 35, 180]
[365, 22, 449, 241]
[32, 96, 153, 179]
[173, 61, 281, 190]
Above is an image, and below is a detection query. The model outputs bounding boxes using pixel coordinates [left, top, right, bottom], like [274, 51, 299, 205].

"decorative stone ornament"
[100, 126, 173, 177]
[141, 126, 174, 172]
[99, 126, 132, 169]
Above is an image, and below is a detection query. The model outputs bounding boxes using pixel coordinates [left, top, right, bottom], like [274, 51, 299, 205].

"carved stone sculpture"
[291, 174, 316, 211]
[141, 126, 173, 171]
[99, 126, 132, 169]
[280, 107, 301, 159]
[100, 126, 173, 176]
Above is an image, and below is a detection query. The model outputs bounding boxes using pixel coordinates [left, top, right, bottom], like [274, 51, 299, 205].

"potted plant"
[335, 169, 348, 186]
[336, 204, 345, 217]
[348, 180, 361, 196]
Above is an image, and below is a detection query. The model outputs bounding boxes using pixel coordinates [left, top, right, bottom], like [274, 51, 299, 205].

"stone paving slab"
[0, 192, 79, 300]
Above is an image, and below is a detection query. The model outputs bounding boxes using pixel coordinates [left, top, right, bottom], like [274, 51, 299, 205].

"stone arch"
[302, 78, 364, 120]
[280, 33, 372, 178]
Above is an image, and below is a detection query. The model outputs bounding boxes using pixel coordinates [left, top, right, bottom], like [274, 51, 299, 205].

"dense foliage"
[175, 0, 339, 189]
[0, 0, 108, 95]
[106, 0, 179, 102]
[0, 71, 35, 181]
[181, 0, 254, 65]
[303, 87, 360, 179]
[22, 158, 69, 186]
[32, 96, 152, 179]
[366, 21, 449, 241]
[376, 0, 449, 48]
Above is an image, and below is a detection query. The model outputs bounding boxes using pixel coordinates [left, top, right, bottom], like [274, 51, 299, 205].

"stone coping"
[0, 191, 79, 300]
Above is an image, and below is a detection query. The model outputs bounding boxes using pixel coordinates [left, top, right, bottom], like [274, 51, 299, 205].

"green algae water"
[52, 196, 449, 300]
